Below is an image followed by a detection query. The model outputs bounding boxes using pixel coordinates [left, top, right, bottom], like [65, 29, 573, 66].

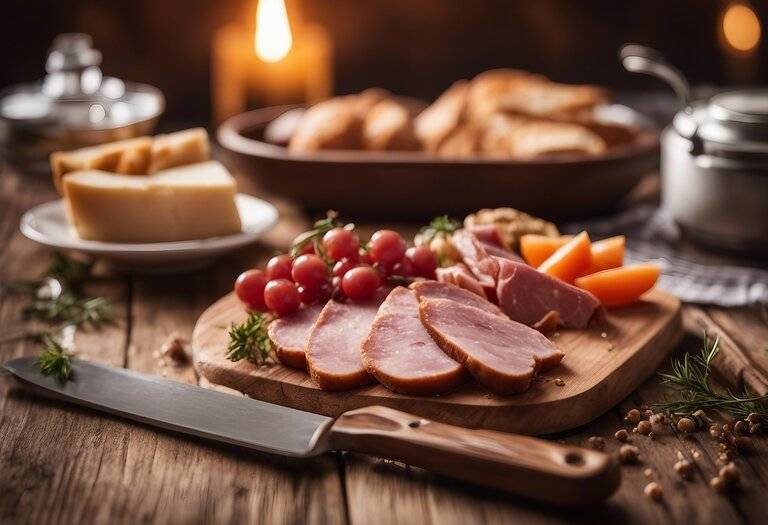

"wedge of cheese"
[50, 128, 211, 194]
[63, 161, 242, 243]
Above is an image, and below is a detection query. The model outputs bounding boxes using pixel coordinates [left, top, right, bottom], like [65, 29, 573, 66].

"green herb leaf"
[653, 332, 768, 421]
[418, 215, 461, 245]
[290, 211, 343, 259]
[226, 312, 274, 365]
[23, 291, 112, 328]
[36, 334, 73, 382]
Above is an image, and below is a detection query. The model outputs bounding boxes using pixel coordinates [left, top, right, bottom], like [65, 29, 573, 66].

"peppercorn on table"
[1, 165, 767, 524]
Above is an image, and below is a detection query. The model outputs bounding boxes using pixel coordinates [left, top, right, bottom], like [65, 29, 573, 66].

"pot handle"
[619, 43, 702, 154]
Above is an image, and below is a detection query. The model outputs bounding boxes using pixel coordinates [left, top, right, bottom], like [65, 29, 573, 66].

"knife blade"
[4, 357, 620, 505]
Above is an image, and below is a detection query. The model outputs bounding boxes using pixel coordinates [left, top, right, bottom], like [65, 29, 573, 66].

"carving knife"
[3, 357, 619, 505]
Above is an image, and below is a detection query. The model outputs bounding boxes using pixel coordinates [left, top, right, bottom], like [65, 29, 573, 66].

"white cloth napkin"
[564, 206, 768, 306]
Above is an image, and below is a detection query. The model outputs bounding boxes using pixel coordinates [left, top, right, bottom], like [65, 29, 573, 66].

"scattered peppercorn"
[733, 436, 753, 452]
[637, 420, 653, 435]
[619, 444, 640, 464]
[554, 378, 565, 387]
[674, 459, 694, 479]
[734, 420, 749, 435]
[587, 436, 605, 450]
[709, 424, 722, 439]
[747, 413, 760, 424]
[649, 413, 666, 427]
[644, 481, 663, 501]
[750, 423, 762, 435]
[710, 476, 726, 493]
[615, 429, 629, 442]
[625, 408, 642, 425]
[719, 463, 740, 486]
[677, 417, 695, 433]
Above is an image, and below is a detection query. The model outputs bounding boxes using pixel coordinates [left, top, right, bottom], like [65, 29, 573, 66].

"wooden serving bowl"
[217, 104, 660, 219]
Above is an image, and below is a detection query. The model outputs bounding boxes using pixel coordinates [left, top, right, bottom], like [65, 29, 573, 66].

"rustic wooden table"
[1, 167, 767, 524]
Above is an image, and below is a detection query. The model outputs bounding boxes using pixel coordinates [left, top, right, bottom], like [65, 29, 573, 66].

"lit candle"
[212, 0, 333, 125]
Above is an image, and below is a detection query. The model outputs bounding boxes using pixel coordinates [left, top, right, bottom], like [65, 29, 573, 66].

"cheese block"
[62, 161, 242, 243]
[51, 136, 153, 194]
[147, 128, 211, 173]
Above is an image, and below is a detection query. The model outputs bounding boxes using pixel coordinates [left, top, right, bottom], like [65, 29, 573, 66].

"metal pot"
[621, 44, 768, 255]
[0, 34, 164, 173]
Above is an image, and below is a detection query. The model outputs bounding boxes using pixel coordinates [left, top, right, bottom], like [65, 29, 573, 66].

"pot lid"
[0, 33, 163, 130]
[676, 88, 768, 153]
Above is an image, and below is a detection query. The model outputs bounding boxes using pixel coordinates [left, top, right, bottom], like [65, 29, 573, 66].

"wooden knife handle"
[329, 405, 620, 505]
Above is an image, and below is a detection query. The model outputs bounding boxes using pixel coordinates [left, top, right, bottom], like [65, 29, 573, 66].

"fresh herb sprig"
[226, 312, 274, 365]
[653, 332, 768, 421]
[417, 215, 461, 245]
[290, 212, 344, 259]
[35, 333, 74, 382]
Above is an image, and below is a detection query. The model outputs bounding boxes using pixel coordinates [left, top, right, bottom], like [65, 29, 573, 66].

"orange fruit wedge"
[575, 264, 661, 307]
[585, 235, 625, 275]
[520, 235, 573, 267]
[538, 231, 592, 283]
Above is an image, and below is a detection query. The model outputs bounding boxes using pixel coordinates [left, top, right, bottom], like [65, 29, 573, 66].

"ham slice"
[306, 292, 387, 390]
[480, 241, 523, 263]
[361, 287, 464, 395]
[436, 263, 487, 299]
[410, 280, 504, 317]
[495, 257, 599, 328]
[267, 305, 324, 370]
[466, 223, 503, 247]
[451, 229, 498, 287]
[419, 298, 564, 394]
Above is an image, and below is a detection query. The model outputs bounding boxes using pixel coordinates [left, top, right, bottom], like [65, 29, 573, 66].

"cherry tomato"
[360, 250, 375, 265]
[263, 279, 300, 316]
[369, 230, 406, 266]
[322, 228, 360, 261]
[266, 254, 293, 281]
[333, 258, 358, 278]
[234, 269, 268, 311]
[341, 265, 381, 300]
[299, 243, 315, 255]
[291, 254, 329, 289]
[298, 283, 332, 305]
[406, 246, 438, 278]
[391, 257, 415, 277]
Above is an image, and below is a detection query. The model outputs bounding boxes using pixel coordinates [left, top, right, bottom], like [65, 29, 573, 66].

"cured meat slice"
[410, 280, 504, 318]
[267, 305, 324, 370]
[436, 263, 487, 299]
[495, 257, 599, 328]
[451, 229, 498, 287]
[419, 298, 564, 394]
[361, 287, 464, 395]
[466, 223, 504, 247]
[306, 292, 387, 390]
[480, 241, 523, 263]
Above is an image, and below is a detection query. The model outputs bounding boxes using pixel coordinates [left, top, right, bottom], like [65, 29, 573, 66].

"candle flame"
[721, 2, 761, 53]
[255, 0, 293, 62]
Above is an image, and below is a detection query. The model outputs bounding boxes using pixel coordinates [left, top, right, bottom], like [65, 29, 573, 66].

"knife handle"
[329, 405, 619, 505]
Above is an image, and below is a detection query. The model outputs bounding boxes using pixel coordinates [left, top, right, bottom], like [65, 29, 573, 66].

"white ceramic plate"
[20, 194, 278, 272]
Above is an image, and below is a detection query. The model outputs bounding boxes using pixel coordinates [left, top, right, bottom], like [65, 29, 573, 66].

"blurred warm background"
[1, 0, 764, 126]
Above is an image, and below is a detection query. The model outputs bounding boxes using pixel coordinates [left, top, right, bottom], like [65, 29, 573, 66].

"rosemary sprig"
[417, 215, 461, 245]
[290, 211, 343, 259]
[226, 312, 274, 365]
[36, 333, 73, 382]
[653, 332, 768, 421]
[23, 292, 111, 328]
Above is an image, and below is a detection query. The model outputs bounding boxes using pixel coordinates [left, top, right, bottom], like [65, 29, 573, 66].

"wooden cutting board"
[192, 289, 682, 435]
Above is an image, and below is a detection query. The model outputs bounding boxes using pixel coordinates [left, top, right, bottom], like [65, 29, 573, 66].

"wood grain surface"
[1, 165, 766, 524]
[192, 289, 682, 435]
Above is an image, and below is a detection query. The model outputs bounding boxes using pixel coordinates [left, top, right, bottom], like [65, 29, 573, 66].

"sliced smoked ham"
[495, 257, 599, 328]
[435, 263, 488, 299]
[305, 292, 387, 390]
[419, 298, 564, 394]
[480, 241, 523, 263]
[466, 223, 504, 247]
[361, 287, 464, 395]
[267, 305, 324, 370]
[451, 229, 498, 288]
[410, 280, 504, 317]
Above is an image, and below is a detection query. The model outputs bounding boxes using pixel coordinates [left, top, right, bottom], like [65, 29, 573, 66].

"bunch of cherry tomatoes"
[234, 228, 437, 316]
